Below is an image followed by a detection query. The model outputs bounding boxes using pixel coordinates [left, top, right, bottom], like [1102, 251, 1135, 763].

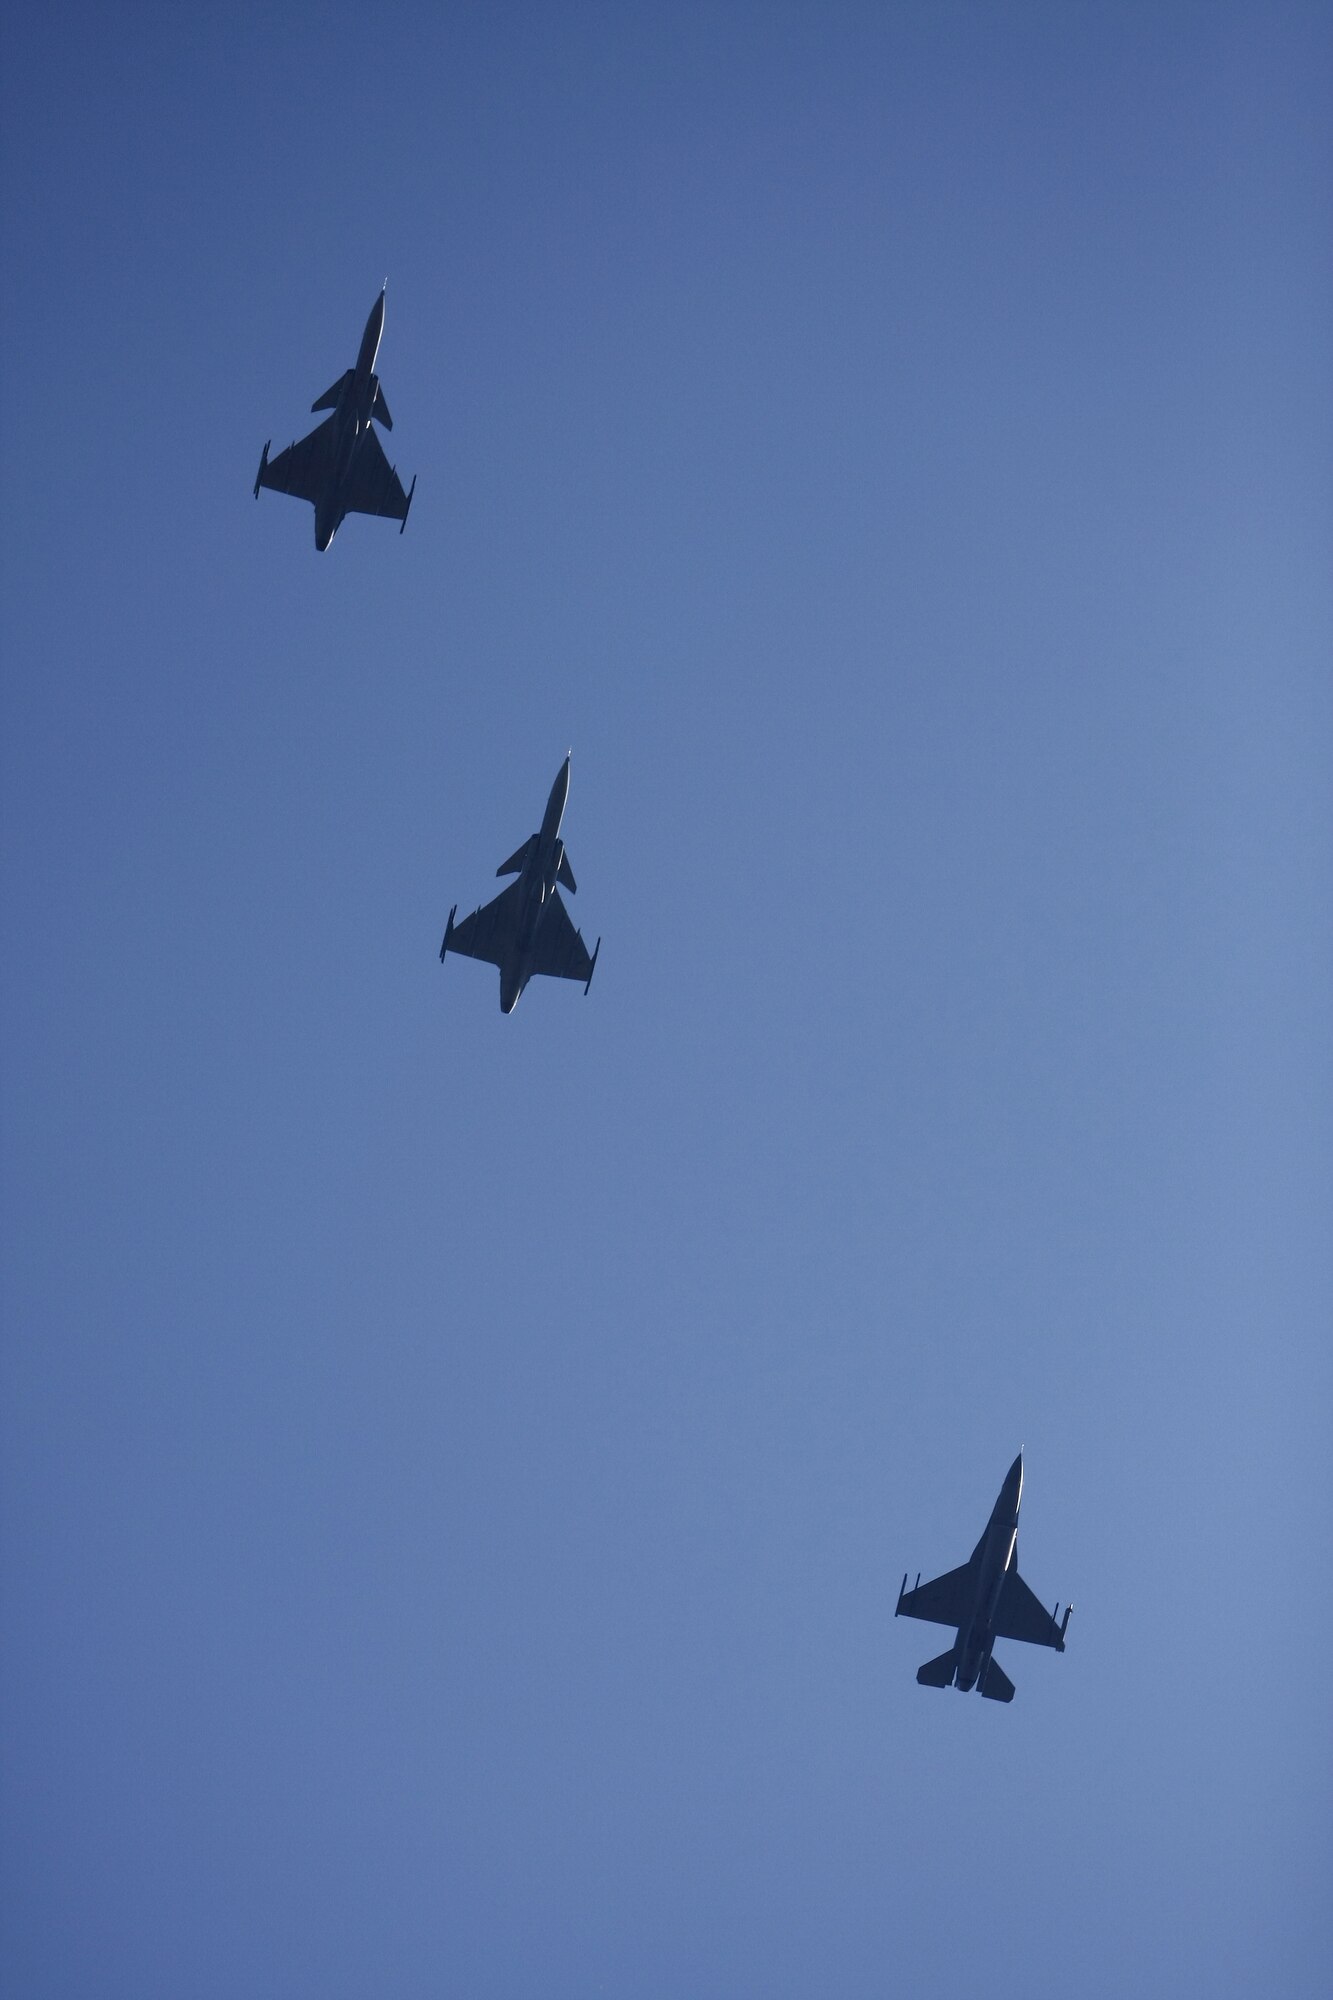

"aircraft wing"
[341, 426, 413, 523]
[897, 1562, 975, 1629]
[446, 882, 522, 969]
[258, 417, 337, 505]
[993, 1566, 1066, 1650]
[529, 890, 596, 984]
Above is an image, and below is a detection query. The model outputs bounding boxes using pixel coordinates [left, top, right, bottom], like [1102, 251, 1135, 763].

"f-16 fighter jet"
[440, 754, 600, 1014]
[254, 287, 415, 550]
[896, 1453, 1071, 1702]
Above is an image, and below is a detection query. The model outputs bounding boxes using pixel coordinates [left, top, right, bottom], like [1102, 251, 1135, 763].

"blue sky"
[2, 5, 1330, 1995]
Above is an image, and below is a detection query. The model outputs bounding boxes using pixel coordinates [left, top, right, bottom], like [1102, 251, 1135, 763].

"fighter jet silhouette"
[896, 1453, 1072, 1702]
[440, 755, 601, 1014]
[254, 287, 415, 550]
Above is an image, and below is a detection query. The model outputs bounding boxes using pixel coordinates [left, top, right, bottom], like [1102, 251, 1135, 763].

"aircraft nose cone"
[1003, 1452, 1024, 1509]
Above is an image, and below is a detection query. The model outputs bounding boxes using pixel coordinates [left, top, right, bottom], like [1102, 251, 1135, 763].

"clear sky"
[2, 4, 1330, 1995]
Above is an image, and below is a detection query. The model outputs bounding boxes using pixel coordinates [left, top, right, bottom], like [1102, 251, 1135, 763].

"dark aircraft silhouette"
[440, 755, 600, 1014]
[254, 287, 415, 550]
[896, 1453, 1072, 1702]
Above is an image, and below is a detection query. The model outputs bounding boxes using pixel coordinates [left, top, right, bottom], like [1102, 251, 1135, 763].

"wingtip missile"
[1059, 1603, 1073, 1646]
[254, 440, 270, 498]
[440, 905, 456, 962]
[584, 937, 600, 995]
[401, 474, 416, 533]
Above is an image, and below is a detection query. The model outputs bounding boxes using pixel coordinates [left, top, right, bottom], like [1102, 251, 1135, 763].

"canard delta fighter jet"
[896, 1453, 1071, 1702]
[440, 754, 600, 1014]
[254, 286, 415, 550]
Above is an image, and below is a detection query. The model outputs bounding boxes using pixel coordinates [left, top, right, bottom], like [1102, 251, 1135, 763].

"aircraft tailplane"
[916, 1646, 958, 1689]
[979, 1656, 1015, 1703]
[311, 368, 353, 413]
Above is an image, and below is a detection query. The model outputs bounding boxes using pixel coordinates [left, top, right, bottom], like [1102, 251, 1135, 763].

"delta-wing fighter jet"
[440, 754, 600, 1014]
[896, 1453, 1071, 1702]
[254, 287, 415, 550]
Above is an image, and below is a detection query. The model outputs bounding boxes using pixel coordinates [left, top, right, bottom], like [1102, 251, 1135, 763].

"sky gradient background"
[2, 5, 1330, 1996]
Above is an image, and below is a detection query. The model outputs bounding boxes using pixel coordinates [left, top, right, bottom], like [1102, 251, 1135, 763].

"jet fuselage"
[952, 1453, 1023, 1690]
[315, 289, 387, 550]
[500, 756, 572, 1012]
[353, 288, 386, 404]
